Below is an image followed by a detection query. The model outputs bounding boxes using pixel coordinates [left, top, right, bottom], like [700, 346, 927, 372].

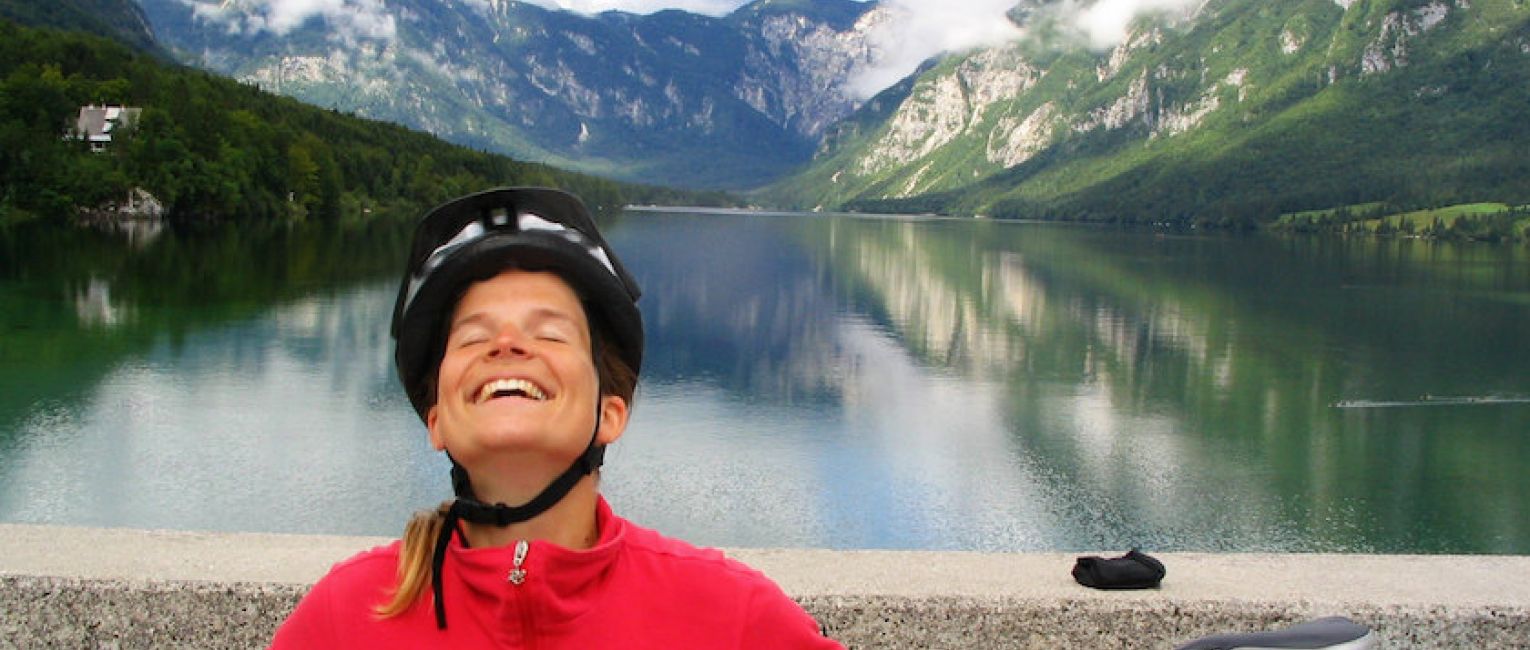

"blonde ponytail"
[374, 501, 452, 618]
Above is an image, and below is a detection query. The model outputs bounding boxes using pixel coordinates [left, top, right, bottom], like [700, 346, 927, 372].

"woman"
[272, 188, 841, 648]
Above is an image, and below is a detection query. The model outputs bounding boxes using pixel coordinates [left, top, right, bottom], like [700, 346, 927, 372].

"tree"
[286, 139, 320, 219]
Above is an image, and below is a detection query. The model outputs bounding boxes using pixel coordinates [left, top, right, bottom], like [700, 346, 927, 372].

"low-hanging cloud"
[849, 0, 1024, 99]
[523, 0, 744, 15]
[1058, 0, 1205, 50]
[181, 0, 396, 42]
[847, 0, 1206, 98]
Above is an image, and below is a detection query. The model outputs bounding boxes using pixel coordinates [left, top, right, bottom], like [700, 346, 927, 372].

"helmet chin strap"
[429, 397, 607, 629]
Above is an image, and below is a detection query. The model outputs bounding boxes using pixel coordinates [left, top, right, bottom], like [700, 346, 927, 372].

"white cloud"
[849, 0, 1023, 98]
[1060, 0, 1204, 50]
[180, 0, 397, 42]
[845, 0, 1207, 97]
[519, 0, 748, 16]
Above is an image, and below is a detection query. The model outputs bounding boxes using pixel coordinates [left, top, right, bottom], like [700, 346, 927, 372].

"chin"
[458, 425, 582, 459]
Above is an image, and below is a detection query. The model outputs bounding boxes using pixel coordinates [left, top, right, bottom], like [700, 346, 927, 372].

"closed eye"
[534, 323, 578, 344]
[448, 313, 495, 349]
[448, 327, 492, 349]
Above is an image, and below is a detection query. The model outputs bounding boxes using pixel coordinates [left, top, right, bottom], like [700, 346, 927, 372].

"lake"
[1, 211, 1527, 553]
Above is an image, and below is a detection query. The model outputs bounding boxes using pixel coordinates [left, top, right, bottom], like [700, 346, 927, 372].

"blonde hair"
[374, 331, 637, 618]
[374, 502, 452, 618]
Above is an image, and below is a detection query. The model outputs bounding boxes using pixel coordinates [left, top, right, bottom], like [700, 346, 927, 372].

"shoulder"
[270, 541, 403, 648]
[615, 518, 840, 646]
[328, 540, 404, 574]
[618, 518, 769, 587]
[310, 540, 403, 599]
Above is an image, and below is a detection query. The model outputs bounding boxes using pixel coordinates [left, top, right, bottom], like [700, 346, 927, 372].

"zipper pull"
[508, 540, 528, 585]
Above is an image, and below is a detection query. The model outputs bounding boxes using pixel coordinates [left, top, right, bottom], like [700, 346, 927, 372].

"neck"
[461, 475, 602, 550]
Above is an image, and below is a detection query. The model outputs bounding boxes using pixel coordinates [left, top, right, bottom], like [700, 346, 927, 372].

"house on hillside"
[71, 105, 141, 152]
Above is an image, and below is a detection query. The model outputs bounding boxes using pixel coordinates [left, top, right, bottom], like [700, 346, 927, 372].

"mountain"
[135, 0, 886, 189]
[768, 0, 1530, 226]
[0, 0, 162, 54]
[0, 14, 715, 224]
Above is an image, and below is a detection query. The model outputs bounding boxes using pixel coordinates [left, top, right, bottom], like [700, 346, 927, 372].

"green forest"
[0, 20, 721, 226]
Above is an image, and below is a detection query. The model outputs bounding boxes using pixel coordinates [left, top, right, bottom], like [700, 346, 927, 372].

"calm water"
[2, 212, 1527, 553]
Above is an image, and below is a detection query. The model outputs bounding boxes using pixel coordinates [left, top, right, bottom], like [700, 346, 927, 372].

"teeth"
[477, 378, 547, 403]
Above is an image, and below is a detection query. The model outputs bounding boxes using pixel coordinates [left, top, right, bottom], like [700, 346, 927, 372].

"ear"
[426, 405, 446, 451]
[596, 395, 629, 446]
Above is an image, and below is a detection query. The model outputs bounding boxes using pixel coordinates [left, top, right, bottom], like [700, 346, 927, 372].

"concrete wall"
[3, 524, 1528, 648]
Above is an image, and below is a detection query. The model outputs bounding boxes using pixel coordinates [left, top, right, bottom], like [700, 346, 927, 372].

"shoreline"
[3, 523, 1527, 648]
[623, 204, 1530, 243]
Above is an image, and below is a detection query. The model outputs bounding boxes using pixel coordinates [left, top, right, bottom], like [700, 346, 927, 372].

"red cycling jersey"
[271, 497, 842, 649]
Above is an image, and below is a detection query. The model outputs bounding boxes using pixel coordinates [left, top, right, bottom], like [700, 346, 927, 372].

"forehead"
[451, 269, 589, 325]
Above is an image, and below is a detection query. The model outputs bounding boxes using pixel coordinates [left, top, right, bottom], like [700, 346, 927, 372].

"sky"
[187, 0, 1202, 96]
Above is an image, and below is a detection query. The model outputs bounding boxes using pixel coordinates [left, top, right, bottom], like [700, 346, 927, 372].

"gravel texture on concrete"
[3, 524, 1528, 648]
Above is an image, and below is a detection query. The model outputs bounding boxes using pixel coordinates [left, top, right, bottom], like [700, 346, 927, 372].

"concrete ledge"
[4, 524, 1529, 648]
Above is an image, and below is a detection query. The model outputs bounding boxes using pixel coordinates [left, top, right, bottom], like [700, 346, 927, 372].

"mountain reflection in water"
[1, 213, 1526, 553]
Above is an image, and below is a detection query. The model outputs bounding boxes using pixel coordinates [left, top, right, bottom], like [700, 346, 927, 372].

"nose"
[486, 325, 531, 359]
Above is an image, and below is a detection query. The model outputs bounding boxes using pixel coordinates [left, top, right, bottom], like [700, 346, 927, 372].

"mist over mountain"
[136, 0, 888, 189]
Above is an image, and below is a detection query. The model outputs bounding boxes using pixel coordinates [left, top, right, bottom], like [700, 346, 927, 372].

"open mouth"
[476, 378, 549, 404]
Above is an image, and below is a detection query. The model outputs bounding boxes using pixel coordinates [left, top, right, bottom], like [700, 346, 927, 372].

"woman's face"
[427, 269, 625, 474]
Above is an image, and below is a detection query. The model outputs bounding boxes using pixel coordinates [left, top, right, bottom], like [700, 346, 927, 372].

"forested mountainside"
[136, 0, 885, 189]
[0, 12, 717, 224]
[768, 0, 1530, 229]
[0, 0, 163, 55]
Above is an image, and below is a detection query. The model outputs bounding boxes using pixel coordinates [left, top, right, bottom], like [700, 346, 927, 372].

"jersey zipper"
[508, 539, 529, 585]
[507, 540, 537, 649]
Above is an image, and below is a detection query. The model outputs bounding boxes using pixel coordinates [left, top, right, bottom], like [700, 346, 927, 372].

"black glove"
[1071, 548, 1165, 590]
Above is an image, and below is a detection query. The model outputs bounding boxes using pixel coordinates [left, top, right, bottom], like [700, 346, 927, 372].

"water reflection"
[74, 277, 132, 328]
[97, 219, 166, 250]
[617, 214, 848, 402]
[1, 283, 442, 533]
[606, 215, 1528, 552]
[1, 215, 1527, 552]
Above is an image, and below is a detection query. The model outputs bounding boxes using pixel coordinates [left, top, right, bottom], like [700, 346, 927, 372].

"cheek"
[435, 354, 467, 400]
[549, 356, 597, 401]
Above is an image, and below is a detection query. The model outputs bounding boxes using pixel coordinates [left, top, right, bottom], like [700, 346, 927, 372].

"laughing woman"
[271, 188, 841, 648]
